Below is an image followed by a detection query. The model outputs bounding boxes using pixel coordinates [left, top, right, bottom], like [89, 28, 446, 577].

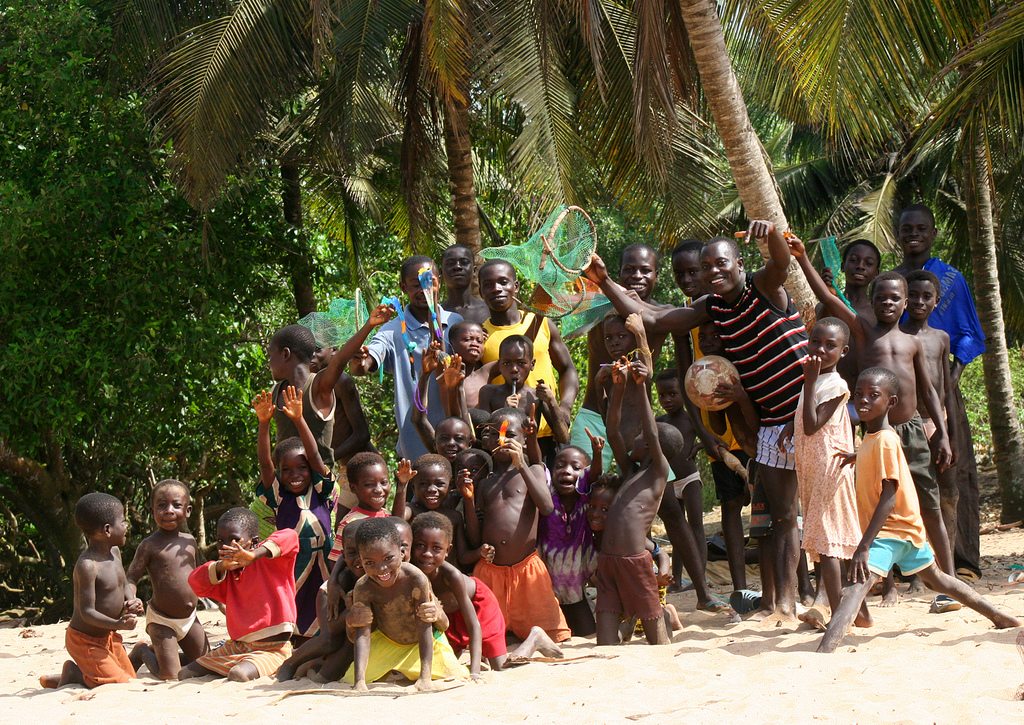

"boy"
[412, 512, 563, 679]
[182, 508, 298, 682]
[441, 320, 494, 410]
[327, 451, 392, 562]
[392, 454, 475, 567]
[589, 220, 809, 621]
[126, 480, 210, 680]
[478, 335, 569, 445]
[440, 243, 490, 324]
[468, 407, 571, 643]
[345, 518, 468, 691]
[41, 493, 142, 688]
[598, 355, 678, 645]
[791, 241, 956, 603]
[817, 367, 1019, 653]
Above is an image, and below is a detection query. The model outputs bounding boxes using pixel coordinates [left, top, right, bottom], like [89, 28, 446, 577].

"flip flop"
[956, 567, 980, 582]
[729, 589, 762, 615]
[699, 596, 732, 613]
[930, 594, 962, 613]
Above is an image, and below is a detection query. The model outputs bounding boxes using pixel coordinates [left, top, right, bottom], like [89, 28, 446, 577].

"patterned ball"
[684, 355, 741, 411]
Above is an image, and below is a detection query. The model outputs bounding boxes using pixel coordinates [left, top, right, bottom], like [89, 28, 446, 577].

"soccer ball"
[684, 355, 741, 411]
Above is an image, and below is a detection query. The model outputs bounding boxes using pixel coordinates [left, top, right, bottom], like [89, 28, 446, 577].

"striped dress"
[706, 275, 809, 425]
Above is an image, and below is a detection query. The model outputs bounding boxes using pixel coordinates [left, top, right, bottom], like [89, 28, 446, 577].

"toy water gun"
[816, 236, 855, 312]
[417, 266, 443, 342]
[383, 295, 416, 380]
[498, 419, 509, 446]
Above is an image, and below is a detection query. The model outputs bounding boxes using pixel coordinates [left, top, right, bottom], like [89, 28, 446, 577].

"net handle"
[537, 206, 597, 276]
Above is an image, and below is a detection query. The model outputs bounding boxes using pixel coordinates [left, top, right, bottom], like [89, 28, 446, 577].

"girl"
[254, 385, 335, 638]
[786, 318, 863, 627]
[538, 431, 604, 636]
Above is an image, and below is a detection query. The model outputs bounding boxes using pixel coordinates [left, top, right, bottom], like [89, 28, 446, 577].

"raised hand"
[628, 359, 649, 384]
[536, 380, 557, 407]
[457, 468, 475, 500]
[397, 458, 417, 486]
[745, 219, 775, 240]
[442, 354, 465, 390]
[368, 303, 393, 327]
[802, 354, 822, 387]
[610, 360, 628, 387]
[521, 403, 538, 439]
[585, 427, 606, 457]
[786, 235, 807, 258]
[821, 267, 836, 288]
[281, 384, 304, 421]
[252, 390, 275, 423]
[583, 253, 609, 284]
[503, 437, 527, 469]
[422, 339, 443, 375]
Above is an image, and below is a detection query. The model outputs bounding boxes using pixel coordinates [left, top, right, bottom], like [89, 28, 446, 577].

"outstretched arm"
[747, 220, 790, 299]
[281, 385, 329, 476]
[632, 359, 670, 483]
[391, 459, 417, 520]
[313, 304, 393, 411]
[605, 362, 631, 474]
[788, 236, 862, 339]
[252, 390, 278, 487]
[547, 319, 579, 414]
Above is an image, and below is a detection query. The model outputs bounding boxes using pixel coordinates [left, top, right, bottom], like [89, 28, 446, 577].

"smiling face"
[152, 485, 191, 533]
[871, 278, 907, 324]
[603, 315, 636, 359]
[587, 489, 614, 532]
[898, 210, 936, 259]
[412, 527, 452, 577]
[618, 247, 658, 301]
[853, 374, 898, 425]
[359, 539, 403, 587]
[552, 448, 589, 497]
[441, 246, 475, 291]
[451, 325, 486, 363]
[842, 243, 880, 290]
[672, 250, 705, 298]
[498, 342, 534, 387]
[350, 463, 390, 511]
[400, 263, 439, 315]
[278, 449, 312, 496]
[807, 323, 849, 372]
[435, 418, 473, 463]
[906, 279, 939, 321]
[700, 241, 743, 298]
[414, 465, 451, 510]
[479, 262, 519, 313]
[656, 377, 683, 415]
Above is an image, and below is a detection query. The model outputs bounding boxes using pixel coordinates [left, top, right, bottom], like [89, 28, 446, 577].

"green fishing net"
[817, 236, 854, 311]
[297, 289, 370, 348]
[481, 205, 608, 338]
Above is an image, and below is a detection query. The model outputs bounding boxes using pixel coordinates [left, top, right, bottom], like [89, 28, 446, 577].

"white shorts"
[756, 423, 796, 470]
[673, 471, 702, 499]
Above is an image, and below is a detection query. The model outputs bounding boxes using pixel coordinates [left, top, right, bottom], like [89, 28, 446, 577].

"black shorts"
[711, 451, 750, 502]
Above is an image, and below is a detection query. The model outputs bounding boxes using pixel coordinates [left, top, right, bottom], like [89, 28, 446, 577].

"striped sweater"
[706, 276, 809, 425]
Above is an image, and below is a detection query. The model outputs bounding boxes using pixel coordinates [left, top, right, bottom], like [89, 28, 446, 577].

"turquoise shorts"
[867, 538, 934, 577]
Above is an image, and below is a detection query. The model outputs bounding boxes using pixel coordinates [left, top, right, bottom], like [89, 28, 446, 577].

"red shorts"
[594, 551, 663, 622]
[65, 628, 135, 688]
[445, 577, 507, 659]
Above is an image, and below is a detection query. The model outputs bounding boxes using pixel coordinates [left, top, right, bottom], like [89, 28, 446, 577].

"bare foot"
[748, 607, 775, 622]
[906, 576, 925, 596]
[854, 611, 874, 628]
[511, 626, 563, 659]
[665, 604, 684, 631]
[993, 613, 1022, 629]
[801, 592, 816, 608]
[798, 606, 828, 631]
[878, 581, 899, 608]
[39, 674, 61, 689]
[414, 677, 434, 692]
[757, 611, 800, 628]
[354, 680, 368, 692]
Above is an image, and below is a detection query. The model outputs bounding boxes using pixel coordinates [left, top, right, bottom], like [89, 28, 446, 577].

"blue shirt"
[923, 257, 986, 365]
[367, 304, 462, 459]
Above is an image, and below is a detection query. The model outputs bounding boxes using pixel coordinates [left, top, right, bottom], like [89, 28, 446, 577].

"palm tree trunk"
[282, 162, 316, 317]
[962, 133, 1024, 522]
[443, 92, 481, 258]
[675, 0, 816, 324]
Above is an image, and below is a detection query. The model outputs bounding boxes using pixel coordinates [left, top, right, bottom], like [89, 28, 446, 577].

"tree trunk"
[282, 162, 316, 317]
[444, 92, 482, 258]
[962, 133, 1024, 522]
[676, 0, 816, 324]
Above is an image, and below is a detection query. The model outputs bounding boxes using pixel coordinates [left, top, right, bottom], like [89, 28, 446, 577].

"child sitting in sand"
[412, 511, 563, 678]
[182, 508, 299, 681]
[598, 355, 679, 646]
[344, 518, 468, 691]
[326, 452, 392, 562]
[126, 480, 210, 679]
[781, 318, 863, 628]
[41, 493, 143, 689]
[537, 431, 604, 637]
[253, 385, 334, 638]
[817, 368, 1020, 653]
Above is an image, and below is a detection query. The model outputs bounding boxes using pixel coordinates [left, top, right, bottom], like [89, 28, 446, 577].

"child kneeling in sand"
[344, 518, 468, 691]
[182, 508, 299, 681]
[818, 367, 1020, 653]
[41, 493, 143, 688]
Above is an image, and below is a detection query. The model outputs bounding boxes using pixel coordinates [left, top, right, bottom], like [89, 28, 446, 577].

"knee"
[227, 665, 257, 683]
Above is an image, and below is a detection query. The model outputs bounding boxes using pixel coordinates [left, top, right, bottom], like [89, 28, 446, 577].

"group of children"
[42, 208, 1021, 691]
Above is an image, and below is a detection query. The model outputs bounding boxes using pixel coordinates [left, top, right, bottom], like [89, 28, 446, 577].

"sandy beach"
[3, 525, 1023, 725]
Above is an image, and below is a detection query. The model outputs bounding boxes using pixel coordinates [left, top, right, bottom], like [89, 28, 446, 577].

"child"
[392, 454, 474, 567]
[276, 519, 366, 682]
[817, 367, 1020, 652]
[469, 407, 571, 643]
[254, 385, 334, 637]
[326, 452, 392, 563]
[182, 508, 298, 681]
[41, 493, 142, 688]
[782, 318, 863, 627]
[440, 243, 490, 324]
[126, 480, 210, 679]
[411, 339, 478, 461]
[412, 512, 562, 678]
[791, 239, 956, 605]
[443, 320, 495, 410]
[537, 432, 604, 636]
[344, 518, 468, 690]
[597, 356, 678, 645]
[478, 334, 570, 448]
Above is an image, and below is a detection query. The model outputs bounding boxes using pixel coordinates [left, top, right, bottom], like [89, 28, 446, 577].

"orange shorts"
[474, 551, 570, 643]
[65, 628, 135, 688]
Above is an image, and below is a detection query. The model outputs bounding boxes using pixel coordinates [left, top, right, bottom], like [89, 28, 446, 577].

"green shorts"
[893, 415, 940, 512]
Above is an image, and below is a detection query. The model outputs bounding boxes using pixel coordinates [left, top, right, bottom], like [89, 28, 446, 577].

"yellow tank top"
[483, 312, 557, 438]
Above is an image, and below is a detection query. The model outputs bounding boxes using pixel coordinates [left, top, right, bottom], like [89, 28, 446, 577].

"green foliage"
[959, 348, 1024, 458]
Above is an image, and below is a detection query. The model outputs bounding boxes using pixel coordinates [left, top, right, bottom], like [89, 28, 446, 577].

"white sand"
[4, 529, 1024, 724]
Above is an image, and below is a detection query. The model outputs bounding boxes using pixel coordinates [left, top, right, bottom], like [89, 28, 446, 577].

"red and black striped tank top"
[706, 276, 809, 425]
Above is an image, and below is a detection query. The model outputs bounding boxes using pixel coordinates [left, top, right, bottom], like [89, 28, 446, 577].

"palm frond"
[849, 172, 898, 251]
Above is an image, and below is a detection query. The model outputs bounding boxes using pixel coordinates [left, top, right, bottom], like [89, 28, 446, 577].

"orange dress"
[794, 372, 861, 562]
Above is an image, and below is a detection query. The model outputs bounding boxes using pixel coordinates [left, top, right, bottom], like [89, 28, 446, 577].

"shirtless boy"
[442, 320, 494, 410]
[791, 240, 956, 605]
[126, 480, 210, 679]
[441, 244, 490, 324]
[344, 518, 468, 691]
[597, 357, 679, 645]
[41, 493, 142, 688]
[468, 407, 571, 643]
[392, 454, 475, 567]
[817, 367, 1019, 653]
